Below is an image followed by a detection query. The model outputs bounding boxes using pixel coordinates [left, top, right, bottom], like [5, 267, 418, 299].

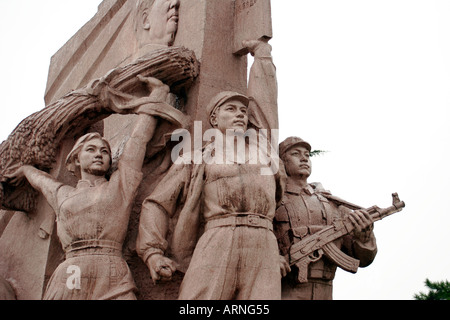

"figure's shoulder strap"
[319, 193, 363, 211]
[310, 182, 363, 210]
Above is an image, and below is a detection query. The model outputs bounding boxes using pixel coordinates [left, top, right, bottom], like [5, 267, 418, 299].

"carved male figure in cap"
[136, 39, 290, 300]
[274, 137, 378, 300]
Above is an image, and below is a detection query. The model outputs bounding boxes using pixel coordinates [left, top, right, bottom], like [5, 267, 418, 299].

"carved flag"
[233, 0, 273, 55]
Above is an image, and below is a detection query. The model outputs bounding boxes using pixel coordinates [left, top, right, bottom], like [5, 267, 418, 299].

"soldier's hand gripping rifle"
[287, 193, 406, 283]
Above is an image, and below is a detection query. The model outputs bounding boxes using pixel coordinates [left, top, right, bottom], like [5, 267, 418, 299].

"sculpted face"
[283, 145, 312, 179]
[211, 100, 249, 134]
[75, 138, 112, 177]
[140, 0, 180, 46]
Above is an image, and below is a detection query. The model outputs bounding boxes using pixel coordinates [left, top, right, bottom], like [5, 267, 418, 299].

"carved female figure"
[7, 77, 173, 300]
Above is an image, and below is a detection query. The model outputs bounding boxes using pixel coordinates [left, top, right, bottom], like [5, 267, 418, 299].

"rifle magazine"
[322, 242, 360, 273]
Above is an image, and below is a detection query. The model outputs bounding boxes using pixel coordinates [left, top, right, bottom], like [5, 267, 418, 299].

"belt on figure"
[205, 213, 274, 232]
[65, 239, 123, 258]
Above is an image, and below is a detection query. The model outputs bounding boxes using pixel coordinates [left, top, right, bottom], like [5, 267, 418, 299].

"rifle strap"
[319, 193, 363, 211]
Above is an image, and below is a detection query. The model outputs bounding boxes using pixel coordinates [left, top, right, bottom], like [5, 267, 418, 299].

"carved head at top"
[279, 137, 312, 180]
[135, 0, 180, 47]
[66, 133, 113, 180]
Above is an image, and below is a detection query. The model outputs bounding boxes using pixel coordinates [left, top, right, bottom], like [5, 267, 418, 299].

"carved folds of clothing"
[41, 161, 143, 299]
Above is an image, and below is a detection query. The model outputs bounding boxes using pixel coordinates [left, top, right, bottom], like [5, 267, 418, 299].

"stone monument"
[0, 0, 276, 300]
[0, 0, 405, 301]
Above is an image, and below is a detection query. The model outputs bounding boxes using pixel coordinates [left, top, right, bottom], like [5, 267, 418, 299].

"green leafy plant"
[414, 279, 450, 300]
[310, 150, 328, 157]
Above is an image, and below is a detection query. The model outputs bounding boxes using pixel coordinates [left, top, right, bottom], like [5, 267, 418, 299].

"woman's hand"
[137, 75, 170, 103]
[4, 165, 32, 186]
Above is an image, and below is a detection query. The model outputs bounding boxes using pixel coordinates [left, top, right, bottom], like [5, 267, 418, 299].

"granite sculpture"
[0, 0, 405, 301]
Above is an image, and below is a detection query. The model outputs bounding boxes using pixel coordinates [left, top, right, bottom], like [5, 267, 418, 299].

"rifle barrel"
[369, 193, 406, 222]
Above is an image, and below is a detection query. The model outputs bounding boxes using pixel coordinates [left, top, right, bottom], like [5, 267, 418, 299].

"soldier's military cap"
[279, 136, 312, 156]
[206, 91, 250, 126]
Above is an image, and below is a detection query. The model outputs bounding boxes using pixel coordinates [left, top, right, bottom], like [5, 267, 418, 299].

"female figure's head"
[65, 133, 112, 180]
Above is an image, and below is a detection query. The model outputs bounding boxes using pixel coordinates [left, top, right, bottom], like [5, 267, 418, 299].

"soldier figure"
[274, 137, 378, 300]
[136, 39, 289, 300]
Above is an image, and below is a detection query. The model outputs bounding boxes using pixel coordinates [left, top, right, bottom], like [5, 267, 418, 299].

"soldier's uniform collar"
[285, 180, 315, 196]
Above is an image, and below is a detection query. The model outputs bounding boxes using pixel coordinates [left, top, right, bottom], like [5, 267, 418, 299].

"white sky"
[0, 0, 449, 300]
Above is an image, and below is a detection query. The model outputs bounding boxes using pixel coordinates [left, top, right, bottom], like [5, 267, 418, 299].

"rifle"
[287, 193, 406, 283]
